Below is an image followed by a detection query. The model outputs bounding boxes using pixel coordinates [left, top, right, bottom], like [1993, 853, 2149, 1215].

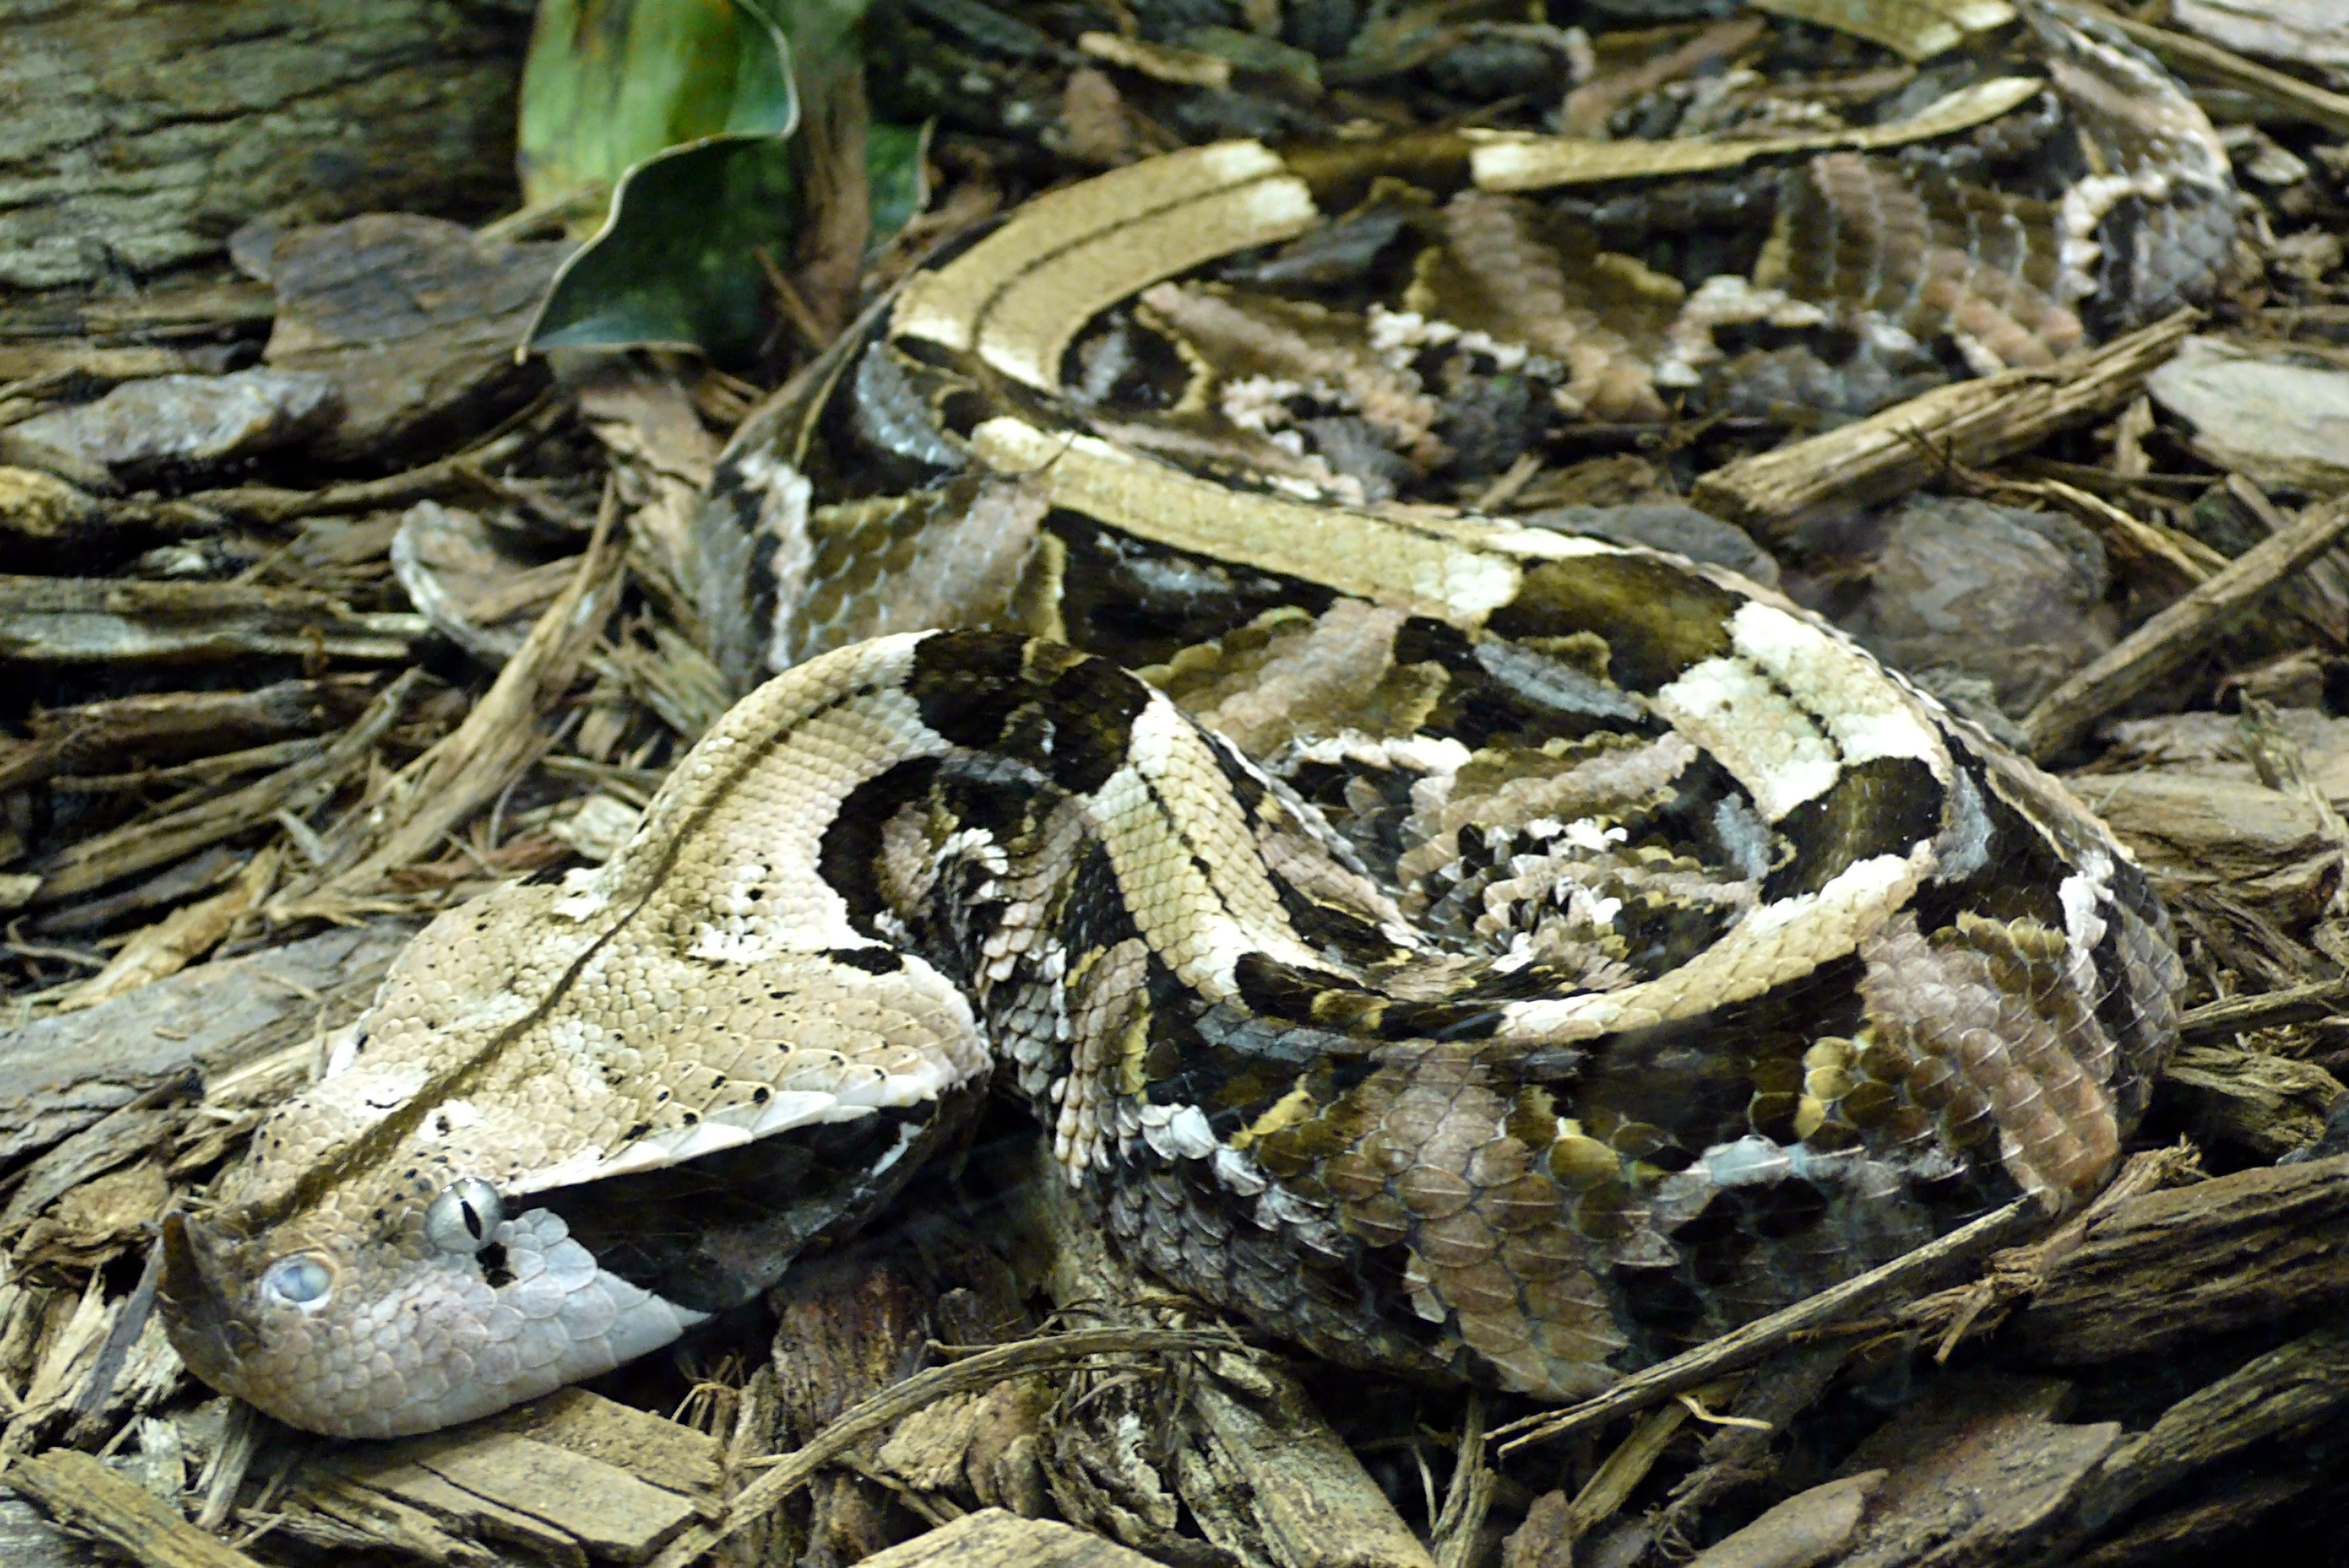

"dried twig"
[181, 424, 542, 526]
[649, 1328, 1228, 1568]
[2082, 4, 2349, 135]
[29, 671, 421, 905]
[2023, 494, 2349, 758]
[272, 494, 627, 914]
[1690, 311, 2197, 536]
[0, 578, 422, 665]
[1492, 1198, 2035, 1453]
[2178, 978, 2349, 1045]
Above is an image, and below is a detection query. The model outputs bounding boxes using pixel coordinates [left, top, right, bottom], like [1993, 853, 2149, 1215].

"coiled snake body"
[166, 3, 2206, 1438]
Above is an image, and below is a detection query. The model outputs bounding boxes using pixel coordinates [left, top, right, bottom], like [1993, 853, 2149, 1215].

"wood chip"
[8, 1447, 265, 1568]
[2022, 494, 2349, 758]
[0, 577, 422, 664]
[853, 1508, 1168, 1568]
[0, 922, 411, 1168]
[1689, 311, 2197, 538]
[28, 670, 419, 904]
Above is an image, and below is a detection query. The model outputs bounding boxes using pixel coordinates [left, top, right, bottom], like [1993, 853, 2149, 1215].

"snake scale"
[165, 2, 2213, 1438]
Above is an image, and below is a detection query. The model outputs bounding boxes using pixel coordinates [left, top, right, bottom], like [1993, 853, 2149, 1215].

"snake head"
[158, 1180, 707, 1438]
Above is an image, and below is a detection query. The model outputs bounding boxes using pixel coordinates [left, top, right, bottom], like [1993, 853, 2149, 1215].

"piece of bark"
[572, 362, 724, 656]
[281, 1472, 504, 1568]
[2147, 335, 2349, 493]
[2012, 1153, 2349, 1362]
[10, 1159, 169, 1269]
[1653, 1344, 1853, 1549]
[174, 418, 543, 527]
[2082, 771, 2339, 918]
[0, 677, 371, 793]
[0, 468, 110, 543]
[28, 669, 418, 903]
[854, 1508, 1168, 1568]
[0, 274, 270, 335]
[1191, 1374, 1439, 1568]
[1900, 1146, 2200, 1361]
[0, 3, 527, 291]
[2170, 0, 2349, 70]
[2176, 977, 2349, 1044]
[0, 1098, 182, 1245]
[1566, 1398, 1697, 1546]
[260, 215, 566, 461]
[7, 1448, 264, 1568]
[788, 64, 875, 347]
[30, 847, 248, 938]
[0, 577, 422, 665]
[0, 1486, 95, 1568]
[2162, 1043, 2344, 1159]
[2089, 5, 2349, 134]
[1689, 312, 2197, 539]
[2065, 1320, 2349, 1540]
[9, 369, 339, 485]
[2023, 494, 2349, 759]
[54, 846, 281, 1011]
[0, 921, 412, 1172]
[1502, 1490, 1575, 1568]
[392, 501, 579, 663]
[1832, 1375, 2120, 1568]
[1684, 1472, 1883, 1568]
[295, 1388, 722, 1567]
[645, 1330, 1228, 1568]
[2064, 1472, 2312, 1568]
[770, 1251, 942, 1566]
[1014, 1153, 1435, 1568]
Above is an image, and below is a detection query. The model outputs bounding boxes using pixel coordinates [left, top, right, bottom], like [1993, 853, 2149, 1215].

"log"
[2013, 1154, 2349, 1362]
[0, 1, 528, 292]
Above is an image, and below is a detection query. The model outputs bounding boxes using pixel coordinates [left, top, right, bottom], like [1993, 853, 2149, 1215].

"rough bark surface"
[0, 0, 531, 290]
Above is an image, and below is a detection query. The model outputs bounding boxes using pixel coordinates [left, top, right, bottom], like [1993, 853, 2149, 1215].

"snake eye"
[424, 1178, 505, 1254]
[261, 1254, 333, 1309]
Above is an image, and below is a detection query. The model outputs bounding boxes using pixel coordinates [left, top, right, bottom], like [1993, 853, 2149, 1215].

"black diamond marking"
[1764, 756, 1946, 903]
[817, 756, 945, 938]
[827, 946, 905, 975]
[1492, 558, 1739, 692]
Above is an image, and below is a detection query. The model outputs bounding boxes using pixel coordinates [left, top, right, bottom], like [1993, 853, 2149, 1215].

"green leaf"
[866, 119, 932, 250]
[518, 0, 798, 212]
[519, 0, 926, 362]
[526, 136, 799, 361]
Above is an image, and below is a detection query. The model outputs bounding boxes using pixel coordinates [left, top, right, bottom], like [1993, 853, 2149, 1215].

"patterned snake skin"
[164, 3, 2208, 1437]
